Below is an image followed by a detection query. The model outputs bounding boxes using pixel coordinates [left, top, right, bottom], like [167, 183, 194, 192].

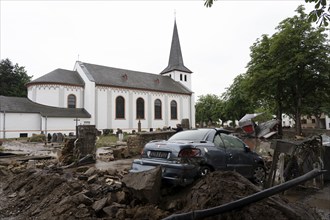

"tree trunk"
[295, 97, 302, 135]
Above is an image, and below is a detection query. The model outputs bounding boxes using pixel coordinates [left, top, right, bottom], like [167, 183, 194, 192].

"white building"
[0, 21, 195, 138]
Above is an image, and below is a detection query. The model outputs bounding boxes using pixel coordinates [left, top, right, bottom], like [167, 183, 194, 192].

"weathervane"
[174, 9, 176, 21]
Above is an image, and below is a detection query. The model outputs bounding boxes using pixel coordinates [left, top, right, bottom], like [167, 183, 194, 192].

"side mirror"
[244, 146, 251, 152]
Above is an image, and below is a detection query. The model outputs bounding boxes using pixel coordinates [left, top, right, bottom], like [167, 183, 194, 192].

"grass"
[96, 135, 118, 148]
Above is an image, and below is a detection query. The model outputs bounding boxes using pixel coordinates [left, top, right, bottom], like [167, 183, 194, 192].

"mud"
[0, 133, 329, 220]
[0, 163, 326, 220]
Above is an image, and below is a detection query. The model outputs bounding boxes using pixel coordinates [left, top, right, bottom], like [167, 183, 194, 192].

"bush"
[29, 134, 46, 142]
[103, 129, 113, 136]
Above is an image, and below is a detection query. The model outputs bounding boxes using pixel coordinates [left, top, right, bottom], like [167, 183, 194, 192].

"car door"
[203, 133, 227, 170]
[221, 134, 254, 177]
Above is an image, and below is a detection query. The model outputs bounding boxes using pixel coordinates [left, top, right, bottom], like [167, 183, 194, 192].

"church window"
[170, 100, 177, 119]
[68, 94, 76, 108]
[136, 98, 145, 119]
[116, 96, 125, 119]
[180, 74, 182, 81]
[184, 75, 187, 82]
[154, 99, 162, 119]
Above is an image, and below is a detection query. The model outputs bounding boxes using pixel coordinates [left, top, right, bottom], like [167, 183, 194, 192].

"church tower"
[160, 20, 192, 91]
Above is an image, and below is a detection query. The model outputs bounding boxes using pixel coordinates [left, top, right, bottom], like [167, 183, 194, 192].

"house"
[301, 114, 330, 130]
[0, 21, 195, 138]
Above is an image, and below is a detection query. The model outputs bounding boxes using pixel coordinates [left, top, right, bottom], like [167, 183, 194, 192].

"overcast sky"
[0, 1, 314, 99]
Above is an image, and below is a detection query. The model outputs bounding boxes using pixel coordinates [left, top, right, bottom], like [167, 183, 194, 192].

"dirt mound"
[174, 171, 320, 219]
[0, 166, 322, 220]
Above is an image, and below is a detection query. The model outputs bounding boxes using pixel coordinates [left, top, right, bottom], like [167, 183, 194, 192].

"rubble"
[0, 162, 325, 220]
[1, 129, 329, 220]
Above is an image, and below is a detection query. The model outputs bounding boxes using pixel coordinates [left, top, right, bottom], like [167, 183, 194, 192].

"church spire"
[160, 20, 192, 74]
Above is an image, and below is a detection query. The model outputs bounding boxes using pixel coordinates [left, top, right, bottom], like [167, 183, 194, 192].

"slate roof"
[0, 96, 91, 118]
[27, 69, 84, 87]
[160, 21, 192, 75]
[80, 62, 192, 94]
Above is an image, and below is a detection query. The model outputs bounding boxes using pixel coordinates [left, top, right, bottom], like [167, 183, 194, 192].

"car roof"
[197, 128, 233, 134]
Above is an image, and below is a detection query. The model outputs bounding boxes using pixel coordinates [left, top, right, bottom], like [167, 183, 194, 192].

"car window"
[214, 134, 225, 149]
[169, 129, 210, 141]
[220, 134, 244, 150]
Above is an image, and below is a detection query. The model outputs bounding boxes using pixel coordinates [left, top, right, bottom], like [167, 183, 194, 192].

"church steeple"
[160, 21, 192, 75]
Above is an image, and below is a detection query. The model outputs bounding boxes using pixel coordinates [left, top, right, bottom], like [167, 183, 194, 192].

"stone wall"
[127, 131, 175, 150]
[75, 125, 97, 160]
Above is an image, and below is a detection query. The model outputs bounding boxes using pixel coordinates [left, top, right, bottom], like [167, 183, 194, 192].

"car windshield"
[168, 129, 211, 141]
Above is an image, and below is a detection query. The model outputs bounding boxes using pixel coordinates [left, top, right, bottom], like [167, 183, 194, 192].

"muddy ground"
[0, 163, 326, 220]
[0, 130, 330, 220]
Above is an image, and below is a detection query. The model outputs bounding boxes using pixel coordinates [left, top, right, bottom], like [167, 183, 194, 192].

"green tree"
[245, 6, 330, 134]
[245, 34, 287, 135]
[195, 94, 224, 127]
[0, 58, 32, 97]
[204, 0, 330, 26]
[221, 74, 256, 125]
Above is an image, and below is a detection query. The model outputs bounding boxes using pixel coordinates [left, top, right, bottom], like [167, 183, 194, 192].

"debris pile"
[0, 164, 323, 220]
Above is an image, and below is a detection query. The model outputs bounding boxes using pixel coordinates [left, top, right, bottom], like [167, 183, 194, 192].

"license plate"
[149, 151, 168, 158]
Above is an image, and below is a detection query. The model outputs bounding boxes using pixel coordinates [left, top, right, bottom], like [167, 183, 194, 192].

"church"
[0, 21, 195, 138]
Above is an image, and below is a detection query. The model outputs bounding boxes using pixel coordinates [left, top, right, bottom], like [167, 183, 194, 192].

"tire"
[199, 165, 211, 177]
[252, 165, 266, 186]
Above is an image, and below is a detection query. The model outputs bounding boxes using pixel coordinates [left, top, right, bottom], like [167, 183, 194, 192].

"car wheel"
[253, 165, 266, 186]
[199, 165, 211, 177]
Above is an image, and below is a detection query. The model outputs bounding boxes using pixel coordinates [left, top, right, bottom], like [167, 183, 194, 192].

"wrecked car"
[239, 113, 279, 138]
[130, 128, 266, 185]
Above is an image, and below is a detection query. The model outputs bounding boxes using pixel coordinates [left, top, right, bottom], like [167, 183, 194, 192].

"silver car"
[131, 128, 266, 185]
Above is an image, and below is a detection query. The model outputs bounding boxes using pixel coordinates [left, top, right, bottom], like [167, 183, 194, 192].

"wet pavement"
[1, 140, 134, 172]
[283, 182, 330, 220]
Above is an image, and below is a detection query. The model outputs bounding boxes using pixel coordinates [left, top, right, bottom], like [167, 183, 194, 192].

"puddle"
[95, 158, 134, 171]
[1, 141, 61, 159]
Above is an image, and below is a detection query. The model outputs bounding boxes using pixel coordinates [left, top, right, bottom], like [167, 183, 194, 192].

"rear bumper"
[130, 159, 199, 185]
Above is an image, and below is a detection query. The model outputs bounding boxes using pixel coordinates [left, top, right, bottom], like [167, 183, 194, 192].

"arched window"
[67, 94, 76, 108]
[116, 96, 125, 119]
[170, 100, 177, 119]
[154, 99, 162, 119]
[136, 98, 145, 119]
[180, 74, 183, 81]
[184, 75, 187, 82]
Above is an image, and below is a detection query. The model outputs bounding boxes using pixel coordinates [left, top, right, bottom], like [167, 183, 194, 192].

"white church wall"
[74, 62, 95, 124]
[131, 90, 150, 131]
[166, 94, 182, 127]
[110, 88, 130, 130]
[63, 86, 84, 108]
[95, 87, 108, 130]
[32, 85, 60, 107]
[0, 112, 41, 139]
[166, 70, 191, 91]
[190, 93, 196, 128]
[93, 86, 194, 132]
[45, 117, 79, 135]
[27, 84, 84, 108]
